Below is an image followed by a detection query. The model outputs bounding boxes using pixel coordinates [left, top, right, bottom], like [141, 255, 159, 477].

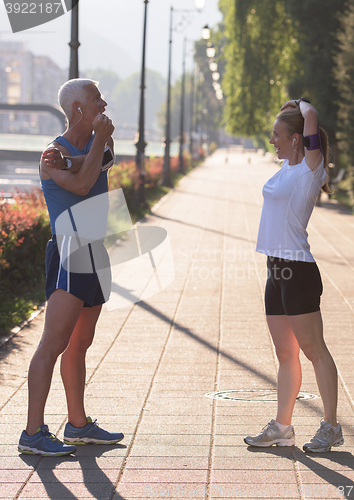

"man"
[18, 79, 123, 456]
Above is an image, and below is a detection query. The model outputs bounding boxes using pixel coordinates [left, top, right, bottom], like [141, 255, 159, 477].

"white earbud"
[292, 136, 304, 159]
[78, 107, 82, 114]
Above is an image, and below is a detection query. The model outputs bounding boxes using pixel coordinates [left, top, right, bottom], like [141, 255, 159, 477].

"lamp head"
[202, 24, 211, 39]
[194, 0, 206, 11]
[206, 43, 216, 58]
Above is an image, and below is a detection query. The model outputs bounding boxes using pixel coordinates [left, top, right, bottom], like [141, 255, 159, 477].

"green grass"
[332, 190, 354, 213]
[0, 286, 46, 336]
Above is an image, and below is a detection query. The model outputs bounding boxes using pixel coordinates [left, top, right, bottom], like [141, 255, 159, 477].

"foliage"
[157, 72, 194, 142]
[157, 30, 226, 145]
[285, 0, 347, 152]
[84, 69, 166, 139]
[194, 37, 225, 143]
[108, 156, 182, 217]
[112, 69, 166, 137]
[219, 0, 300, 137]
[334, 0, 354, 200]
[332, 176, 354, 212]
[0, 190, 51, 332]
[84, 68, 121, 98]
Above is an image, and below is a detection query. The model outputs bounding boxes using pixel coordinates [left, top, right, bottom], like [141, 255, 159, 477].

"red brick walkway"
[1, 148, 354, 499]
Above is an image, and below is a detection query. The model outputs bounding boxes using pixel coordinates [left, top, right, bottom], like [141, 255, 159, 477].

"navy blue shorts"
[45, 235, 110, 307]
[265, 256, 323, 316]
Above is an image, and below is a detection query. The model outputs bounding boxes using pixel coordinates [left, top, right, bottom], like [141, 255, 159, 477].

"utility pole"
[178, 37, 187, 173]
[134, 0, 149, 208]
[162, 6, 173, 187]
[69, 1, 80, 79]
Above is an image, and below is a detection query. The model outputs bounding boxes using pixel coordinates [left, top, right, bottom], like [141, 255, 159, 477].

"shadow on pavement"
[0, 324, 34, 381]
[137, 301, 324, 420]
[174, 188, 262, 208]
[19, 443, 127, 500]
[247, 445, 354, 498]
[153, 212, 257, 245]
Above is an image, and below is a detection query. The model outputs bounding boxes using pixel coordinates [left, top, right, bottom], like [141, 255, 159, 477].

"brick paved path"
[1, 148, 354, 499]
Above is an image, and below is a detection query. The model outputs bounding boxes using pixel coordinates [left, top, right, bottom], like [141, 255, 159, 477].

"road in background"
[0, 137, 179, 195]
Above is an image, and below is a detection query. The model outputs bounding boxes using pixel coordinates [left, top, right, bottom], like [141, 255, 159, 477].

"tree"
[334, 0, 354, 199]
[194, 37, 225, 143]
[111, 69, 166, 139]
[285, 0, 347, 166]
[219, 0, 299, 141]
[157, 73, 190, 142]
[84, 69, 121, 98]
[157, 43, 224, 144]
[85, 69, 166, 140]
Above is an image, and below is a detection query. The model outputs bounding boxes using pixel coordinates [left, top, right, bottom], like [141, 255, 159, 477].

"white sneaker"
[244, 420, 295, 447]
[303, 420, 344, 453]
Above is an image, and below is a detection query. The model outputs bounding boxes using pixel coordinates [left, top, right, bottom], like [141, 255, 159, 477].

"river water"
[0, 135, 179, 196]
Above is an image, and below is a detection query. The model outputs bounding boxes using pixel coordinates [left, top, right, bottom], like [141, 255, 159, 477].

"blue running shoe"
[64, 417, 124, 445]
[18, 425, 76, 456]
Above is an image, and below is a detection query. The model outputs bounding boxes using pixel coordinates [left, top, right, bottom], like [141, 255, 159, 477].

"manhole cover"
[205, 389, 318, 402]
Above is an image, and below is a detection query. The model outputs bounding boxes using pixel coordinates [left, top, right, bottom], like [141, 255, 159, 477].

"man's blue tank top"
[41, 135, 108, 234]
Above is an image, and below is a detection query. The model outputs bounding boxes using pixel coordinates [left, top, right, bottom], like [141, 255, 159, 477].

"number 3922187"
[5, 3, 63, 14]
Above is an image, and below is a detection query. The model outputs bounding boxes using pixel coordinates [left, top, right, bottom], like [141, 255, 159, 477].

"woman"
[244, 98, 343, 453]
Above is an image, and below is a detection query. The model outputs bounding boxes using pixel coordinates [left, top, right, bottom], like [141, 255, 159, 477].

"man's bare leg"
[26, 290, 83, 435]
[60, 305, 102, 428]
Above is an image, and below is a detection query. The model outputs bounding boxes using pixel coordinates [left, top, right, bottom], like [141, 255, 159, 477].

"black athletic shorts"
[265, 256, 323, 316]
[45, 235, 110, 307]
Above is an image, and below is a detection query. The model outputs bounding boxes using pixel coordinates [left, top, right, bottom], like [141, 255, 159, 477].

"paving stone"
[1, 149, 354, 499]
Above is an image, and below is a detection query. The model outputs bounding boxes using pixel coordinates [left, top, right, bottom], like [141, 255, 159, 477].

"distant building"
[0, 41, 67, 134]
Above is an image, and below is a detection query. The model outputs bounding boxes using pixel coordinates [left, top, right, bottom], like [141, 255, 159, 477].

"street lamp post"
[135, 0, 149, 208]
[163, 6, 173, 187]
[162, 0, 206, 186]
[194, 74, 205, 160]
[178, 37, 187, 173]
[194, 76, 200, 159]
[189, 59, 195, 158]
[69, 1, 80, 79]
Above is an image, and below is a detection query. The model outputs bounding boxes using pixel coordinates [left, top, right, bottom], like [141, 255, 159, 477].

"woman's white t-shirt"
[256, 156, 327, 262]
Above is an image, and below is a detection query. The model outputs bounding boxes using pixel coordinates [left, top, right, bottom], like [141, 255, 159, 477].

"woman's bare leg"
[267, 315, 302, 425]
[287, 311, 338, 426]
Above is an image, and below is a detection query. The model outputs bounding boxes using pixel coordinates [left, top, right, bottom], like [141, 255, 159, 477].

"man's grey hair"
[58, 78, 99, 120]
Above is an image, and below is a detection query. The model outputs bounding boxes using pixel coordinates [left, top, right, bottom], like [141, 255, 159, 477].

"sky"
[0, 0, 223, 79]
